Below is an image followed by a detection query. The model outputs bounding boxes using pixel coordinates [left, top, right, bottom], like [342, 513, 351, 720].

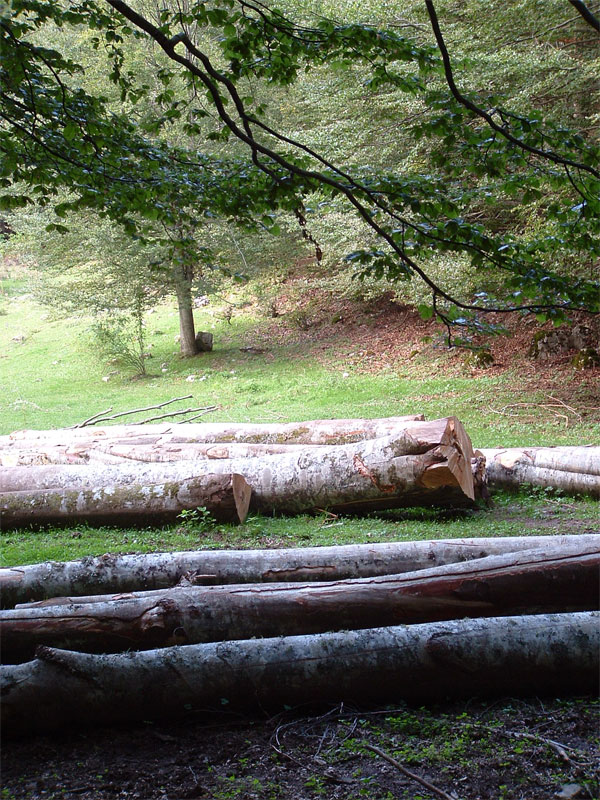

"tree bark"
[0, 473, 251, 527]
[2, 543, 597, 663]
[0, 416, 426, 463]
[2, 534, 595, 609]
[2, 612, 597, 736]
[0, 418, 483, 527]
[480, 447, 600, 497]
[174, 264, 198, 357]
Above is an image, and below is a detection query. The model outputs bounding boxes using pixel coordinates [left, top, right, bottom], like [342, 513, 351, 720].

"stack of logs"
[1, 416, 598, 735]
[1, 534, 599, 735]
[0, 416, 487, 525]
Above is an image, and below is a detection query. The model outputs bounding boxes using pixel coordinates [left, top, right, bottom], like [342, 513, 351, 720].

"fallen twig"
[133, 405, 219, 424]
[72, 397, 193, 427]
[363, 743, 459, 800]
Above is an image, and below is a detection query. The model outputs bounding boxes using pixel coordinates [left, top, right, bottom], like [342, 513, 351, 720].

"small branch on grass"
[133, 405, 219, 424]
[71, 396, 194, 427]
[362, 743, 459, 800]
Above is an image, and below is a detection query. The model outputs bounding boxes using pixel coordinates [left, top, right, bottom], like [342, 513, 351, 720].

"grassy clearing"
[1, 290, 598, 567]
[1, 292, 598, 446]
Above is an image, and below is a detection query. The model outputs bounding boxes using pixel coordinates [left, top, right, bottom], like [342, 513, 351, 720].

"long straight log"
[0, 415, 425, 463]
[480, 447, 600, 497]
[0, 473, 251, 527]
[2, 612, 598, 736]
[0, 418, 481, 527]
[2, 534, 596, 609]
[2, 543, 597, 663]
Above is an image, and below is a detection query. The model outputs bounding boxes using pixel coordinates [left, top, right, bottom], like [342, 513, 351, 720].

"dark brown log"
[2, 612, 598, 736]
[2, 534, 596, 609]
[0, 473, 250, 527]
[1, 543, 598, 663]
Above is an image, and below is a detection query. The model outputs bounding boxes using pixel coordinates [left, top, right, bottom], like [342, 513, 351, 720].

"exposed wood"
[4, 534, 593, 609]
[2, 612, 598, 736]
[2, 543, 597, 663]
[480, 446, 600, 497]
[0, 473, 251, 527]
[0, 419, 482, 527]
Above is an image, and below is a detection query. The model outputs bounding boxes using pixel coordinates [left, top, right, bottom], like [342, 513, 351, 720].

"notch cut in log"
[2, 612, 598, 736]
[2, 534, 596, 609]
[2, 542, 597, 663]
[480, 447, 600, 497]
[0, 473, 250, 527]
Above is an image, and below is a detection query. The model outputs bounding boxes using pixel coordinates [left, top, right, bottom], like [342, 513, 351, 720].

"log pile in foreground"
[1, 416, 485, 526]
[1, 535, 598, 735]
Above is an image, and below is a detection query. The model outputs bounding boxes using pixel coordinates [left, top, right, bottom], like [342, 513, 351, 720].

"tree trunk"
[2, 543, 597, 663]
[480, 447, 600, 497]
[174, 265, 198, 357]
[0, 473, 251, 527]
[0, 415, 426, 463]
[0, 418, 483, 528]
[2, 612, 597, 736]
[2, 534, 595, 609]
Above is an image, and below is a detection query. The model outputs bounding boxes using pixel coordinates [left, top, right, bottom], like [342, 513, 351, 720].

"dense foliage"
[1, 0, 598, 334]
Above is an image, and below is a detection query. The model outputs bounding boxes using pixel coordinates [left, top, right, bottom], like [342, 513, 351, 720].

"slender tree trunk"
[2, 543, 597, 663]
[2, 534, 596, 609]
[2, 612, 598, 736]
[173, 264, 198, 357]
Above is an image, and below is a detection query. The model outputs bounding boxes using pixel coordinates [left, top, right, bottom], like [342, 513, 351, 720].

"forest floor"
[2, 697, 598, 800]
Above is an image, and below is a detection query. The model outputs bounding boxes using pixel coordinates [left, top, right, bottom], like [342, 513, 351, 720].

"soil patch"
[2, 698, 597, 800]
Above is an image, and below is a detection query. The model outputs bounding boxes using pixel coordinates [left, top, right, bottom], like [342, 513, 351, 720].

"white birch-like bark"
[2, 542, 597, 662]
[480, 447, 600, 497]
[2, 612, 598, 736]
[2, 534, 596, 609]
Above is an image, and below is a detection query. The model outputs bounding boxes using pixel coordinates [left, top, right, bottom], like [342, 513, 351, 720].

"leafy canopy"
[1, 0, 599, 331]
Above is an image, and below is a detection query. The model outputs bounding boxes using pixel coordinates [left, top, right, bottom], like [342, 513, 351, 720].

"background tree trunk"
[2, 534, 596, 609]
[2, 612, 598, 736]
[173, 264, 198, 357]
[3, 543, 596, 662]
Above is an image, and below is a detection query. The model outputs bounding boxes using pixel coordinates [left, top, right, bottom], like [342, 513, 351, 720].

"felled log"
[0, 415, 425, 465]
[0, 473, 251, 527]
[4, 534, 593, 609]
[2, 612, 597, 736]
[0, 418, 483, 528]
[480, 447, 600, 497]
[2, 543, 597, 663]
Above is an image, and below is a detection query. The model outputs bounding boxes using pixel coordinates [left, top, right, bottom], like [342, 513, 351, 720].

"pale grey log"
[1, 612, 598, 736]
[1, 534, 597, 608]
[480, 447, 600, 497]
[3, 542, 597, 662]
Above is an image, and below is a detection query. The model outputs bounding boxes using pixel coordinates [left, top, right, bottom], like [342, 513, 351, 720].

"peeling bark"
[2, 612, 598, 736]
[2, 543, 597, 663]
[2, 534, 596, 609]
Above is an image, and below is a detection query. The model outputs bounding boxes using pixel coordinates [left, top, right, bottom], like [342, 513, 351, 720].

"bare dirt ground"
[2, 697, 598, 800]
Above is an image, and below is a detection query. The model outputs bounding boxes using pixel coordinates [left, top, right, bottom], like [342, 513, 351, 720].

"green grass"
[1, 293, 598, 567]
[1, 294, 598, 446]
